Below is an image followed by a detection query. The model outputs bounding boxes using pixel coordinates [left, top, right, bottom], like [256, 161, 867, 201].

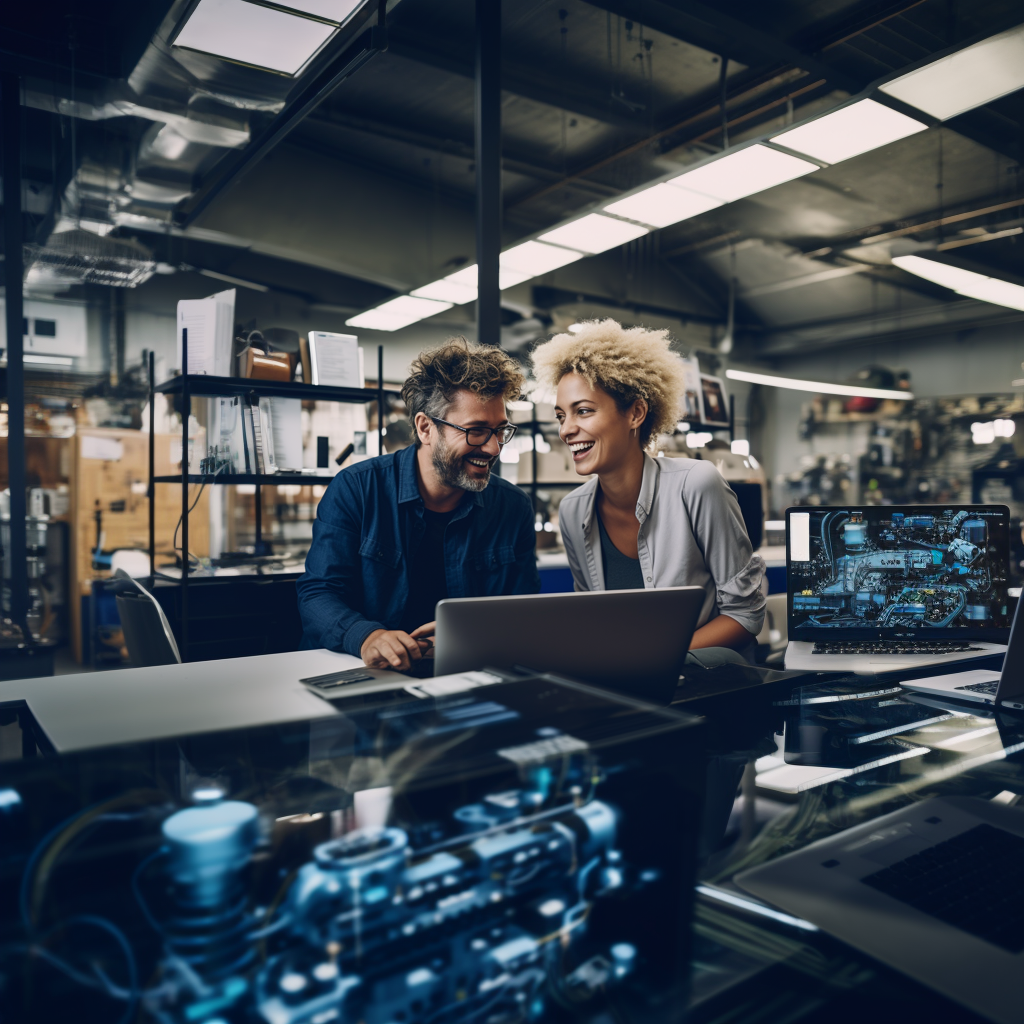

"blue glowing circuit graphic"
[790, 508, 1010, 632]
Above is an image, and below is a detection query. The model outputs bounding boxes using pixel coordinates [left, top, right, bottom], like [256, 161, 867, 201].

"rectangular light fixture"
[445, 265, 479, 287]
[173, 0, 336, 75]
[668, 144, 818, 203]
[891, 255, 1024, 311]
[880, 23, 1024, 121]
[499, 267, 533, 290]
[500, 240, 584, 275]
[770, 99, 928, 164]
[279, 0, 365, 23]
[411, 278, 478, 304]
[421, 262, 541, 295]
[539, 213, 649, 254]
[604, 183, 723, 228]
[24, 354, 74, 366]
[725, 368, 914, 400]
[347, 295, 453, 331]
[963, 277, 1024, 311]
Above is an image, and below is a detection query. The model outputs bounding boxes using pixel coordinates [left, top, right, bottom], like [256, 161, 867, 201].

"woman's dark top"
[597, 513, 644, 590]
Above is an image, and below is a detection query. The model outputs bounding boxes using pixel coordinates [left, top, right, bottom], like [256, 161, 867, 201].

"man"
[298, 337, 539, 670]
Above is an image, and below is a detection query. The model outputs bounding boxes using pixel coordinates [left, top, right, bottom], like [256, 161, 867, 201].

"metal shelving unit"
[147, 338, 396, 661]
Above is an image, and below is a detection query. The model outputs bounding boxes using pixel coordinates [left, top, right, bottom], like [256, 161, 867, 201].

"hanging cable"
[718, 55, 730, 149]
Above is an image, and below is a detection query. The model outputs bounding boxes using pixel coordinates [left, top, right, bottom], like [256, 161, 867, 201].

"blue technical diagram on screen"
[788, 506, 1011, 636]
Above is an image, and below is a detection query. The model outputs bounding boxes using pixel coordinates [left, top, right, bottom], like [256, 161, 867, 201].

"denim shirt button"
[646, 576, 652, 582]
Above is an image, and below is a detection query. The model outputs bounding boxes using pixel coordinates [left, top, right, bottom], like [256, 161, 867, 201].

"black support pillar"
[2, 73, 27, 637]
[475, 0, 501, 347]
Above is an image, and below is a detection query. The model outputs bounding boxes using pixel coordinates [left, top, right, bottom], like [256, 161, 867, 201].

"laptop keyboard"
[811, 641, 983, 655]
[861, 824, 1024, 953]
[956, 680, 999, 695]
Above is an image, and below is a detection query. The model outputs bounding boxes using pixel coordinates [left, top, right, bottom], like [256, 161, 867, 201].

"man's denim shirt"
[297, 443, 540, 656]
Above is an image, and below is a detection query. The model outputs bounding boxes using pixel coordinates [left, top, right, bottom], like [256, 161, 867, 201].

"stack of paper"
[269, 397, 303, 471]
[308, 332, 363, 387]
[176, 288, 236, 376]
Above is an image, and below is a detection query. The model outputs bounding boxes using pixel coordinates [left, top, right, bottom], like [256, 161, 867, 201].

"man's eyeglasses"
[431, 417, 518, 447]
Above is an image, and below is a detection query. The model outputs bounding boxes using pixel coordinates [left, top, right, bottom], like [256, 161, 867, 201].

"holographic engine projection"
[790, 508, 1010, 632]
[0, 683, 696, 1024]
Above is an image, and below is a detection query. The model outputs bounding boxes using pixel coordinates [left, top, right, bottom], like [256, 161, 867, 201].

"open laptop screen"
[787, 505, 1011, 641]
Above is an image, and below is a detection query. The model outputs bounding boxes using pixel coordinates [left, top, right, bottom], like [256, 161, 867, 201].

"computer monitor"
[786, 504, 1011, 642]
[433, 587, 706, 704]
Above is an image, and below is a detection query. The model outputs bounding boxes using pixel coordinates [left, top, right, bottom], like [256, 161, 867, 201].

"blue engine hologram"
[143, 786, 637, 1024]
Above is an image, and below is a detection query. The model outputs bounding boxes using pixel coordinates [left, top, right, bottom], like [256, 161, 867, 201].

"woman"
[531, 319, 764, 660]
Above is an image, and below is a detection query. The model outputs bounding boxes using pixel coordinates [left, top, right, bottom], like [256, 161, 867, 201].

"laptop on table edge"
[900, 593, 1024, 711]
[300, 588, 707, 706]
[784, 504, 1010, 675]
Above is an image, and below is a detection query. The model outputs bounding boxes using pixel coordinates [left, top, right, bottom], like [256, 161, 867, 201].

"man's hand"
[361, 628, 425, 670]
[410, 621, 436, 657]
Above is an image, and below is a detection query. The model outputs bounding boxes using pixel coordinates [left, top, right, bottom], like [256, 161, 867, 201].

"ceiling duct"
[17, 0, 393, 248]
[24, 230, 156, 290]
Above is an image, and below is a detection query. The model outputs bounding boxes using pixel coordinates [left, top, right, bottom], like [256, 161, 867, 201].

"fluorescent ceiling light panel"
[890, 255, 971, 291]
[770, 99, 928, 164]
[411, 279, 478, 304]
[962, 277, 1024, 311]
[24, 354, 73, 366]
[445, 265, 479, 287]
[539, 213, 649, 254]
[277, 0, 365, 23]
[174, 0, 335, 75]
[347, 295, 452, 331]
[669, 144, 817, 203]
[500, 240, 584, 275]
[604, 183, 723, 228]
[725, 368, 914, 400]
[892, 255, 1024, 311]
[880, 23, 1024, 120]
[499, 267, 534, 289]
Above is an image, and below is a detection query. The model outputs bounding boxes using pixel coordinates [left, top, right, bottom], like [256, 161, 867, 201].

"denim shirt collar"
[396, 443, 485, 511]
[580, 452, 659, 533]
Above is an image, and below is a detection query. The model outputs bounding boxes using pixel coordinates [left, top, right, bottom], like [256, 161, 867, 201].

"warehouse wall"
[760, 318, 1024, 510]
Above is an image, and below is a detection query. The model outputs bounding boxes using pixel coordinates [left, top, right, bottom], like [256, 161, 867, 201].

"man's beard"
[432, 430, 492, 491]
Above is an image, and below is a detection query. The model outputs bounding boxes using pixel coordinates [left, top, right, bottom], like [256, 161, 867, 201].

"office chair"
[113, 569, 182, 666]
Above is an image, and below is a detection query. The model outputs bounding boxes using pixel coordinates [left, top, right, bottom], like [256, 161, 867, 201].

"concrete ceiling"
[2, 0, 1024, 365]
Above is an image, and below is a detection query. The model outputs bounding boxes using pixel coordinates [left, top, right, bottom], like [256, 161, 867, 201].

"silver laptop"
[736, 790, 1024, 1024]
[784, 505, 1010, 674]
[900, 591, 1024, 710]
[434, 587, 705, 704]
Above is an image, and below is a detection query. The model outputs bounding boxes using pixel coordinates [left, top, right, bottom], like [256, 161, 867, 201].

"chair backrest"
[113, 569, 182, 666]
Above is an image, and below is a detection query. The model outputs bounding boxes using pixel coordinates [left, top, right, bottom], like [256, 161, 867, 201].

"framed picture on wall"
[700, 374, 730, 427]
[680, 356, 704, 423]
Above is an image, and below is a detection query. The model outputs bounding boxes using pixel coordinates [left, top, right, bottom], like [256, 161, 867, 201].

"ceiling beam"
[755, 299, 1024, 358]
[579, 0, 860, 93]
[386, 33, 643, 131]
[304, 107, 620, 196]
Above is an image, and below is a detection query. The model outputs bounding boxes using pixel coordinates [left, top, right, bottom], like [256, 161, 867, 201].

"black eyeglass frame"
[430, 417, 518, 447]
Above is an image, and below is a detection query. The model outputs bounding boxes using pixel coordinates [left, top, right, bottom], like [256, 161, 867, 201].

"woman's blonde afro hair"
[531, 319, 688, 447]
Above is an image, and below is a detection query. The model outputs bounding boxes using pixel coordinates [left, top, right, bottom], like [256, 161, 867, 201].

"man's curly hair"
[531, 319, 687, 448]
[402, 337, 525, 442]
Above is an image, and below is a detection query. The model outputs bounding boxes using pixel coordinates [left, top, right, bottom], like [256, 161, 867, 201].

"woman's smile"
[569, 440, 595, 462]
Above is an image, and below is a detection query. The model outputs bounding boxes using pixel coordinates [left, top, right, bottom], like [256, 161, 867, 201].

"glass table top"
[679, 667, 1024, 1024]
